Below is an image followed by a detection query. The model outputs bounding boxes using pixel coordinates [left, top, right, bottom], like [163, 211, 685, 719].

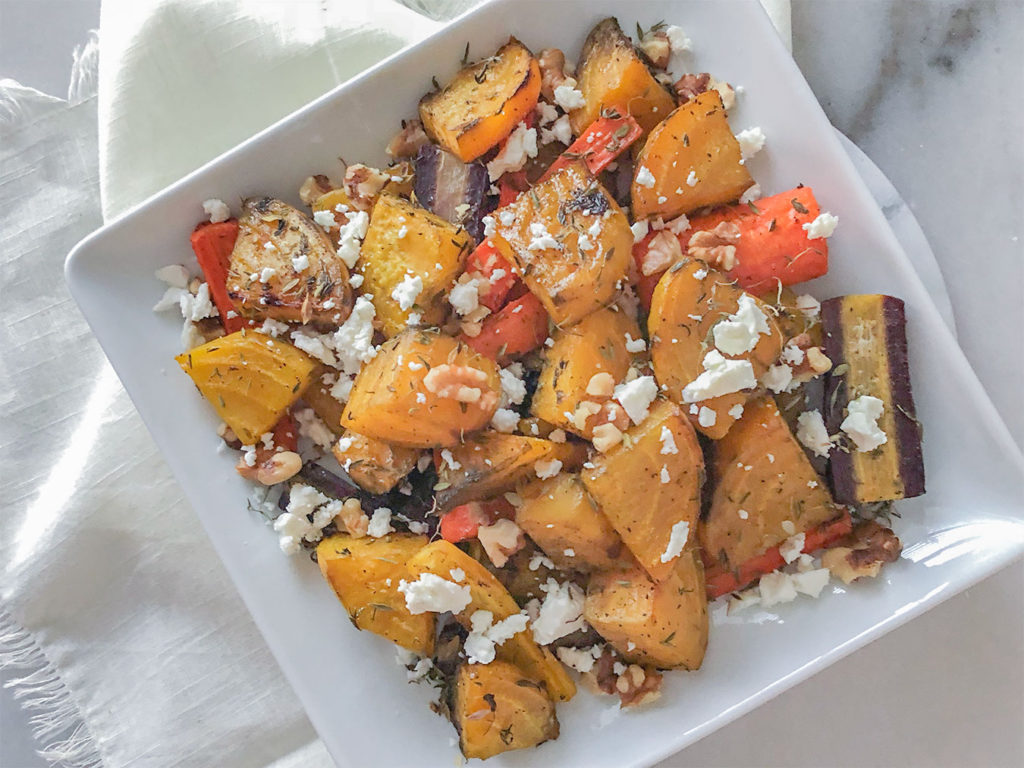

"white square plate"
[66, 1, 1024, 765]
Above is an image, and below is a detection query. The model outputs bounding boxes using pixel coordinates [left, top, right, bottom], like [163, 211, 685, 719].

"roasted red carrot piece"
[631, 230, 661, 312]
[541, 113, 643, 181]
[439, 498, 516, 542]
[189, 220, 247, 332]
[632, 186, 829, 303]
[704, 509, 853, 599]
[461, 292, 548, 364]
[465, 239, 520, 312]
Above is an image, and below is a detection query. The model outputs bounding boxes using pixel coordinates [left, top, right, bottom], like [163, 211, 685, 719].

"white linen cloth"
[0, 2, 789, 766]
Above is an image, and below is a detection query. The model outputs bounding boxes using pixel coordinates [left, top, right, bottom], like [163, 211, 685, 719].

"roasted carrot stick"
[465, 239, 520, 312]
[704, 509, 853, 599]
[461, 292, 548, 364]
[541, 113, 643, 181]
[189, 220, 247, 332]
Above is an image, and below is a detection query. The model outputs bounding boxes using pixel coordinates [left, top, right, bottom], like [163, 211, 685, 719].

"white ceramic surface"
[64, 1, 1024, 766]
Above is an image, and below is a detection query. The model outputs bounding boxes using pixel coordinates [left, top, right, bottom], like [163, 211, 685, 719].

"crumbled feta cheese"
[155, 264, 189, 289]
[497, 363, 527, 407]
[739, 183, 761, 205]
[779, 532, 806, 564]
[534, 458, 563, 480]
[273, 513, 312, 555]
[241, 445, 258, 467]
[556, 646, 600, 674]
[336, 210, 370, 268]
[399, 574, 472, 615]
[532, 579, 586, 645]
[666, 213, 690, 234]
[693, 267, 708, 280]
[727, 588, 761, 614]
[631, 220, 650, 244]
[465, 610, 530, 664]
[635, 165, 657, 189]
[349, 273, 365, 288]
[527, 221, 560, 251]
[657, 195, 668, 204]
[541, 114, 573, 146]
[795, 294, 821, 318]
[258, 266, 277, 283]
[728, 403, 744, 420]
[713, 294, 771, 355]
[686, 170, 699, 187]
[660, 465, 671, 484]
[391, 273, 423, 311]
[659, 425, 678, 455]
[660, 520, 691, 563]
[781, 342, 806, 366]
[290, 329, 337, 366]
[762, 363, 795, 393]
[682, 350, 756, 403]
[367, 507, 394, 538]
[331, 295, 377, 375]
[487, 122, 538, 181]
[791, 568, 831, 598]
[289, 252, 309, 272]
[563, 548, 575, 557]
[181, 282, 217, 322]
[448, 278, 483, 316]
[259, 318, 290, 338]
[758, 571, 798, 608]
[396, 225, 408, 239]
[536, 101, 559, 126]
[665, 24, 692, 54]
[491, 408, 520, 433]
[528, 552, 555, 572]
[735, 126, 766, 161]
[738, 509, 749, 520]
[439, 449, 461, 471]
[802, 212, 839, 240]
[449, 568, 466, 583]
[330, 374, 354, 403]
[312, 209, 337, 229]
[698, 406, 717, 428]
[624, 333, 647, 353]
[796, 410, 834, 457]
[613, 375, 659, 424]
[294, 407, 336, 451]
[841, 395, 888, 451]
[202, 198, 231, 223]
[553, 81, 586, 111]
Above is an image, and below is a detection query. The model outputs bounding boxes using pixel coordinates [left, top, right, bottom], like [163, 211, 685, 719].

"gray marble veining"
[793, 0, 1024, 445]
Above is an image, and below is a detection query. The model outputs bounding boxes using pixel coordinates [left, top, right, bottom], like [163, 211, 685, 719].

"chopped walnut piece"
[586, 372, 616, 398]
[687, 221, 741, 271]
[338, 498, 369, 538]
[422, 364, 496, 408]
[298, 174, 335, 206]
[386, 119, 430, 158]
[786, 333, 833, 384]
[641, 230, 683, 276]
[672, 72, 711, 103]
[477, 519, 525, 568]
[538, 48, 573, 101]
[822, 521, 902, 584]
[638, 31, 672, 70]
[583, 647, 663, 707]
[591, 422, 624, 453]
[343, 163, 390, 212]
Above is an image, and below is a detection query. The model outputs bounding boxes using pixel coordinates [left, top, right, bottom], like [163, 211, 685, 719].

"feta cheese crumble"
[796, 410, 834, 457]
[312, 209, 337, 229]
[491, 408, 521, 433]
[682, 350, 756, 403]
[465, 610, 530, 664]
[202, 198, 231, 223]
[659, 425, 678, 455]
[712, 294, 771, 355]
[553, 82, 586, 111]
[664, 24, 692, 54]
[735, 126, 766, 161]
[367, 507, 394, 538]
[631, 219, 650, 243]
[487, 122, 538, 181]
[660, 520, 691, 563]
[841, 395, 888, 452]
[387, 273, 421, 312]
[336, 209, 370, 268]
[762, 363, 795, 393]
[635, 165, 657, 189]
[448, 277, 483, 316]
[527, 221, 560, 251]
[698, 406, 717, 428]
[398, 574, 472, 615]
[802, 212, 839, 240]
[531, 579, 586, 645]
[779, 532, 806, 564]
[613, 375, 659, 425]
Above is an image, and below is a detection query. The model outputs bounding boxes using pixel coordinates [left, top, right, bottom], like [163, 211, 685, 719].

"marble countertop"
[1, 1, 1021, 766]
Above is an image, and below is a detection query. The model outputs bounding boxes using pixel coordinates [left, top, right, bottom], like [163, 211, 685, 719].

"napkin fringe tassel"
[0, 611, 102, 768]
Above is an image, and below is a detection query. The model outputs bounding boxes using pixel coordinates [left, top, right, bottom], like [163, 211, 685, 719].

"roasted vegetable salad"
[154, 17, 924, 759]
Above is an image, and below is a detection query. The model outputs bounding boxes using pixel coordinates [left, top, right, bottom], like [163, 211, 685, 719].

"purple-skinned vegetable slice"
[413, 144, 493, 241]
[821, 294, 925, 504]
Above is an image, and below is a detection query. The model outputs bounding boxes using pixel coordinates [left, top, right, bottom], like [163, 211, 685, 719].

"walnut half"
[822, 521, 902, 584]
[687, 220, 741, 271]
